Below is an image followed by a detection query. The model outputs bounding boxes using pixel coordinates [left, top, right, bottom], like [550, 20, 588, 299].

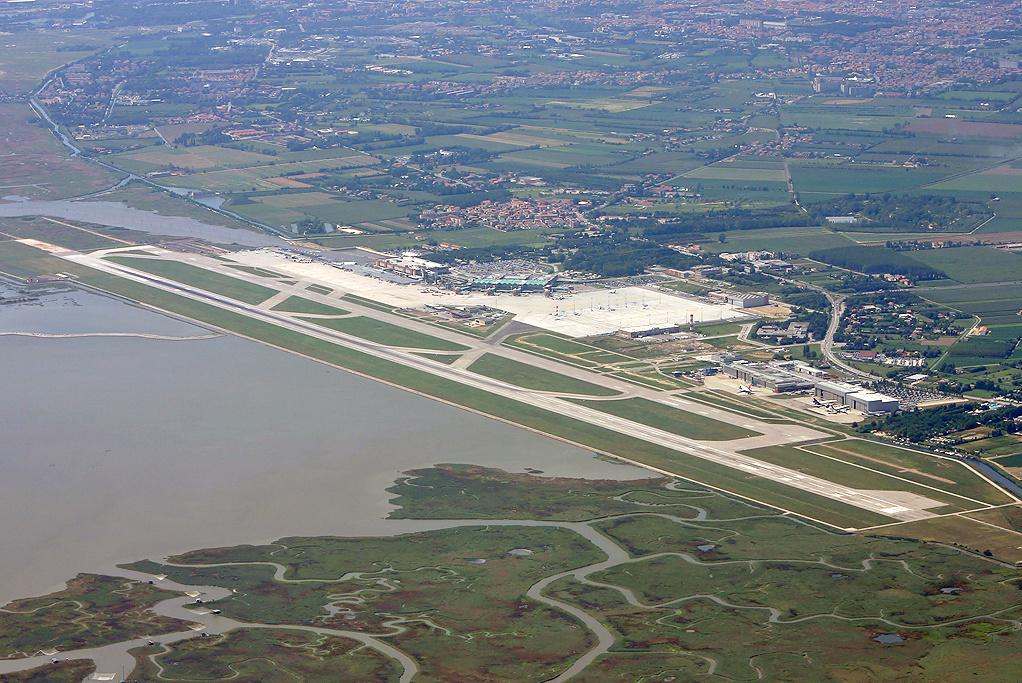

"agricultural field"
[0, 104, 122, 199]
[0, 29, 120, 94]
[911, 247, 1022, 285]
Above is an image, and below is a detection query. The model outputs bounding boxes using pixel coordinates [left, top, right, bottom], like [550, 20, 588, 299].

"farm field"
[910, 247, 1022, 284]
[0, 104, 122, 199]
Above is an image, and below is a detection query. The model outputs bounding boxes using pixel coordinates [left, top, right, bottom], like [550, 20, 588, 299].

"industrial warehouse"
[721, 360, 900, 414]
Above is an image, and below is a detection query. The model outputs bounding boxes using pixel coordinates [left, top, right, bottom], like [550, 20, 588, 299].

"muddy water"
[0, 287, 643, 605]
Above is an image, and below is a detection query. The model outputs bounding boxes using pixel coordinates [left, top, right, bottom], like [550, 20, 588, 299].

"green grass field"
[738, 445, 977, 513]
[270, 295, 349, 316]
[104, 256, 278, 305]
[0, 218, 126, 252]
[807, 439, 1011, 505]
[467, 353, 620, 396]
[302, 315, 469, 351]
[567, 396, 760, 441]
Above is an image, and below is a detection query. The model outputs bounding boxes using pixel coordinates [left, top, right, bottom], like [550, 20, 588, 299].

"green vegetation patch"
[910, 246, 1022, 284]
[225, 264, 285, 278]
[808, 439, 1011, 505]
[0, 218, 126, 252]
[0, 574, 188, 659]
[738, 446, 972, 513]
[270, 295, 349, 316]
[105, 256, 278, 305]
[593, 550, 1014, 626]
[128, 629, 401, 682]
[518, 333, 612, 357]
[993, 453, 1022, 467]
[301, 315, 469, 351]
[467, 353, 620, 396]
[808, 245, 946, 280]
[567, 397, 760, 441]
[127, 526, 601, 682]
[388, 464, 705, 521]
[874, 514, 1022, 564]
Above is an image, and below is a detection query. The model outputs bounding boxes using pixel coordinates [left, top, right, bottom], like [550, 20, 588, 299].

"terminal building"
[813, 380, 900, 415]
[720, 360, 900, 413]
[721, 360, 814, 392]
[465, 273, 557, 293]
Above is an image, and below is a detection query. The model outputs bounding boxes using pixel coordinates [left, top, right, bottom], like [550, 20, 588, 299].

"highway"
[67, 250, 946, 527]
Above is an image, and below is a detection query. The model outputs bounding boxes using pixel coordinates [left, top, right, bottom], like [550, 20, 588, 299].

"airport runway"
[66, 250, 944, 526]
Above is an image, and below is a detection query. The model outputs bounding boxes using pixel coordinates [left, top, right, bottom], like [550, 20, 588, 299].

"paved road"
[65, 249, 945, 526]
[767, 273, 874, 381]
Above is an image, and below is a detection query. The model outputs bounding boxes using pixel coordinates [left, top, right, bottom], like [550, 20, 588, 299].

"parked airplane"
[738, 385, 753, 395]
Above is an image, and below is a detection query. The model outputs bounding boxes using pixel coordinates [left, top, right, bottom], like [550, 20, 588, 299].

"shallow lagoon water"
[0, 281, 203, 335]
[0, 288, 641, 604]
[0, 198, 281, 247]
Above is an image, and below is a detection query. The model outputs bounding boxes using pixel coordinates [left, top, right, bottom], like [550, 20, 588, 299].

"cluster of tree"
[291, 217, 333, 235]
[553, 234, 699, 277]
[858, 403, 1022, 442]
[809, 193, 991, 231]
[625, 208, 813, 240]
[433, 189, 512, 207]
[715, 268, 775, 290]
[154, 41, 268, 69]
[174, 128, 230, 147]
[56, 43, 99, 52]
[426, 244, 537, 265]
[781, 287, 828, 311]
[829, 272, 899, 294]
[808, 245, 945, 280]
[408, 146, 496, 168]
[792, 310, 830, 341]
